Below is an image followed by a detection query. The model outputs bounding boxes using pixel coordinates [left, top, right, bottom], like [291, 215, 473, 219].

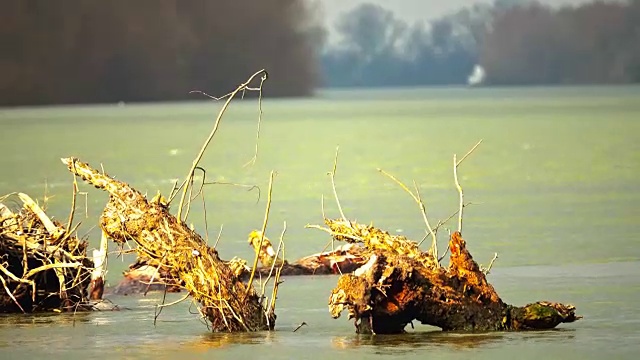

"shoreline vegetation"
[0, 71, 580, 334]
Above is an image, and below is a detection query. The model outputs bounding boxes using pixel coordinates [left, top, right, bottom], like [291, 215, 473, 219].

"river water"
[0, 85, 639, 359]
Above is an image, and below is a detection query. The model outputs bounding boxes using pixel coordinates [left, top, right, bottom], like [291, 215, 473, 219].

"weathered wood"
[0, 193, 93, 313]
[323, 219, 581, 334]
[63, 157, 276, 332]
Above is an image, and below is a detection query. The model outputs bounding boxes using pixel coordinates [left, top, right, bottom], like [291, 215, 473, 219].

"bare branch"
[66, 161, 79, 234]
[377, 169, 438, 265]
[329, 146, 348, 224]
[244, 72, 268, 167]
[482, 253, 499, 275]
[457, 139, 483, 166]
[174, 69, 268, 221]
[246, 170, 276, 296]
[213, 224, 224, 249]
[454, 139, 483, 233]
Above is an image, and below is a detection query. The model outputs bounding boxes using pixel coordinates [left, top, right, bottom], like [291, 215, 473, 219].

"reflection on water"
[0, 311, 92, 327]
[0, 87, 638, 359]
[332, 329, 576, 354]
[192, 331, 276, 350]
[332, 331, 504, 351]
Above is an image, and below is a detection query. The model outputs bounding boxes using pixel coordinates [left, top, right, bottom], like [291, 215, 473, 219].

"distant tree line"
[0, 0, 321, 106]
[1, 0, 639, 106]
[321, 0, 640, 87]
[481, 0, 640, 85]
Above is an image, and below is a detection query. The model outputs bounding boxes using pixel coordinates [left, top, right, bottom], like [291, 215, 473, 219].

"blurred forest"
[0, 0, 322, 106]
[1, 0, 639, 106]
[322, 0, 640, 87]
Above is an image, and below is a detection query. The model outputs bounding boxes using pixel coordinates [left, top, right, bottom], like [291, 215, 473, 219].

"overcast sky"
[318, 0, 613, 27]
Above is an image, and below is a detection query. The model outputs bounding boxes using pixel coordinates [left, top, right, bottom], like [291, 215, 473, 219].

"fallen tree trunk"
[0, 193, 93, 313]
[322, 218, 581, 334]
[63, 157, 277, 332]
[269, 243, 369, 276]
[113, 242, 369, 295]
[248, 230, 369, 276]
[110, 258, 183, 296]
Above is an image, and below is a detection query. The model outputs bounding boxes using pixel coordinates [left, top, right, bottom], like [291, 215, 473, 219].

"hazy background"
[1, 0, 638, 106]
[319, 0, 600, 34]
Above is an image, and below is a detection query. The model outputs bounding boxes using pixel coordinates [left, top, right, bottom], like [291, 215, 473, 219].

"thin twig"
[438, 244, 451, 262]
[0, 275, 25, 313]
[454, 139, 483, 233]
[261, 221, 286, 299]
[413, 180, 437, 262]
[457, 139, 483, 167]
[453, 154, 463, 233]
[417, 202, 478, 246]
[174, 69, 267, 221]
[244, 72, 268, 167]
[329, 146, 348, 224]
[269, 240, 285, 314]
[202, 181, 261, 204]
[482, 253, 499, 275]
[154, 286, 169, 327]
[377, 169, 438, 265]
[305, 224, 363, 242]
[157, 292, 191, 309]
[245, 171, 276, 297]
[213, 224, 224, 249]
[66, 162, 79, 234]
[293, 322, 307, 332]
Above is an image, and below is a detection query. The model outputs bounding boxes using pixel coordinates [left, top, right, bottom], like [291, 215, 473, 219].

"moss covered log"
[322, 219, 580, 334]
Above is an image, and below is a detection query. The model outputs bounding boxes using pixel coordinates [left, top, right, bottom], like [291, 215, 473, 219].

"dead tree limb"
[62, 157, 276, 332]
[311, 142, 580, 334]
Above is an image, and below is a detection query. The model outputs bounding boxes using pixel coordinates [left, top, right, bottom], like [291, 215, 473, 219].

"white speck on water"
[169, 149, 179, 156]
[396, 229, 404, 233]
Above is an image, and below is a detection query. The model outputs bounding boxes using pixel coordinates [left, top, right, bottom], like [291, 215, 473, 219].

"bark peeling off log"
[324, 219, 581, 334]
[62, 157, 275, 332]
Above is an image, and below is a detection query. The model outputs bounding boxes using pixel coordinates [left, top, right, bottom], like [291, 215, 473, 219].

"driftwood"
[266, 243, 369, 276]
[312, 141, 580, 334]
[113, 238, 370, 295]
[110, 258, 182, 296]
[63, 157, 278, 332]
[0, 193, 93, 313]
[249, 230, 369, 276]
[319, 220, 580, 334]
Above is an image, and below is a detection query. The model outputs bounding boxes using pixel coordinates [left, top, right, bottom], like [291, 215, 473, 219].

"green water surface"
[0, 85, 638, 359]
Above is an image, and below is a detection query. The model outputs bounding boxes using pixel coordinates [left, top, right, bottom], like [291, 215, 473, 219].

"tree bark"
[63, 157, 276, 332]
[324, 219, 580, 334]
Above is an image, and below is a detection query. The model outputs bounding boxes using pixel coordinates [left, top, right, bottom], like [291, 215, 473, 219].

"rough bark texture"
[323, 219, 580, 334]
[63, 157, 276, 332]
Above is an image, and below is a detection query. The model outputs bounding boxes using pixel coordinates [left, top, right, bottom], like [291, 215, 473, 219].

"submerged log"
[0, 194, 93, 313]
[111, 258, 183, 295]
[63, 157, 276, 332]
[114, 241, 370, 295]
[111, 256, 249, 295]
[261, 243, 369, 276]
[248, 229, 369, 276]
[322, 219, 581, 334]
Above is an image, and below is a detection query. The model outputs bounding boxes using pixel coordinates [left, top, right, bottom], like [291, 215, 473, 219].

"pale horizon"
[318, 0, 621, 27]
